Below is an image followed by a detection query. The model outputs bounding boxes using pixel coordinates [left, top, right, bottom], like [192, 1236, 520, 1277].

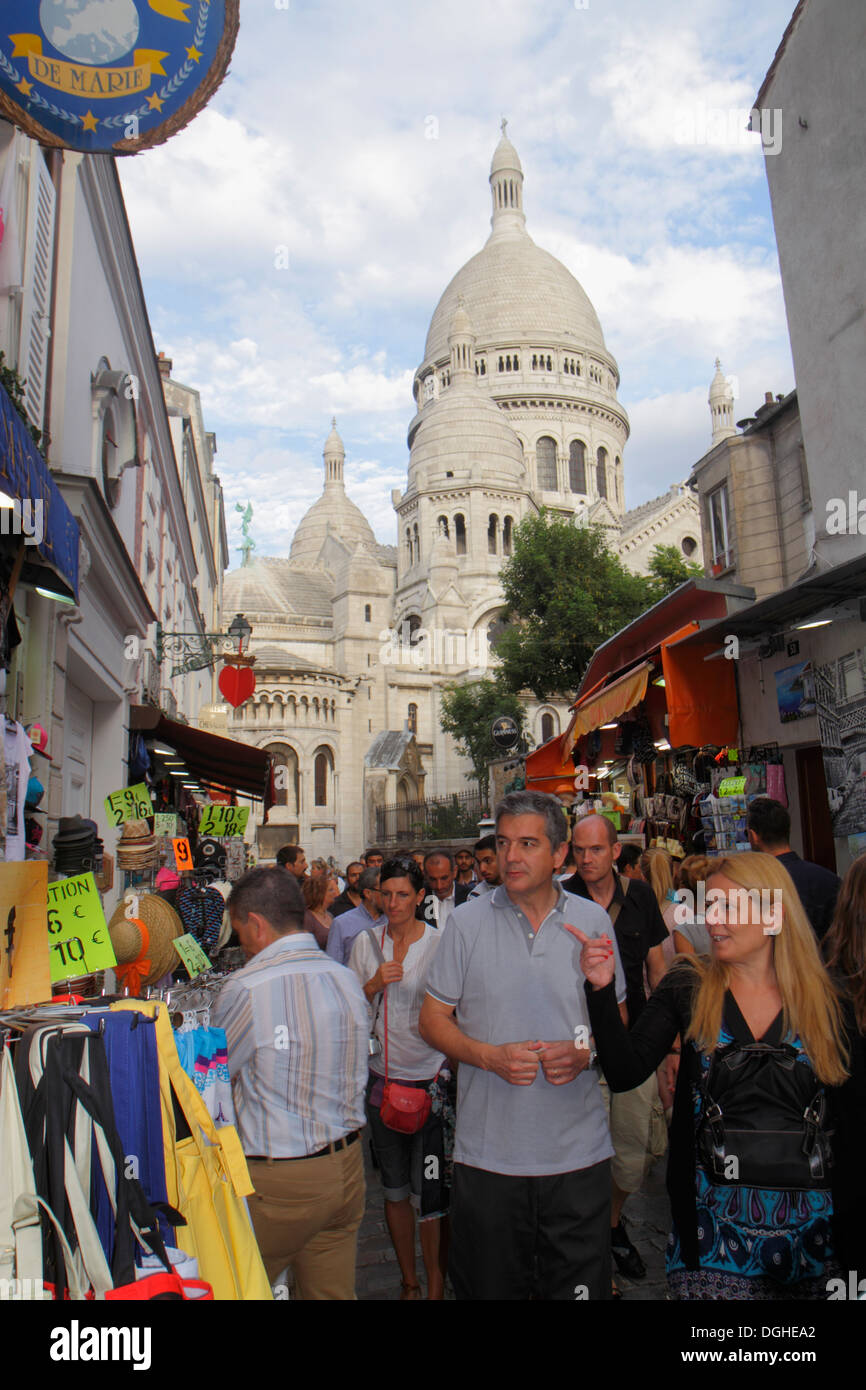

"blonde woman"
[573, 852, 861, 1300]
[640, 848, 678, 963]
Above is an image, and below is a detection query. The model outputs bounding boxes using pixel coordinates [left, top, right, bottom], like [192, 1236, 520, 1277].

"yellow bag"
[112, 1001, 272, 1301]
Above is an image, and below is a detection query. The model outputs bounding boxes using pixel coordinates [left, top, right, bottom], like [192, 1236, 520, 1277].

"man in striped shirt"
[212, 866, 369, 1300]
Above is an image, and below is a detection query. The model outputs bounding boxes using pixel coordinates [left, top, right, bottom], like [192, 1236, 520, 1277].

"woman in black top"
[574, 851, 864, 1300]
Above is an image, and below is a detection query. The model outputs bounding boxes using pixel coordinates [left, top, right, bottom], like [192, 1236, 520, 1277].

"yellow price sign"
[46, 873, 116, 982]
[104, 783, 153, 827]
[172, 933, 212, 979]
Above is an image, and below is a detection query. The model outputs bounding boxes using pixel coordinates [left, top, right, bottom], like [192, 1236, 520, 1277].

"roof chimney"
[157, 351, 173, 380]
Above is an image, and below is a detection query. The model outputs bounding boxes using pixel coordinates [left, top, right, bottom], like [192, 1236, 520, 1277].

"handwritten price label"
[104, 783, 153, 827]
[173, 838, 193, 871]
[198, 805, 249, 837]
[46, 873, 116, 982]
[172, 933, 212, 979]
[154, 814, 178, 838]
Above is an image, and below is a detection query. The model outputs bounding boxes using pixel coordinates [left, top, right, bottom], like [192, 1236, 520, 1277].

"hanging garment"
[0, 1045, 41, 1288]
[83, 1011, 171, 1245]
[14, 1023, 176, 1296]
[112, 1000, 272, 1301]
[766, 762, 788, 807]
[3, 721, 31, 860]
[176, 884, 225, 955]
[175, 1026, 236, 1127]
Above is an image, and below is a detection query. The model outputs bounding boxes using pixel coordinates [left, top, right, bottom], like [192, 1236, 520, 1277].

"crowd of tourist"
[210, 794, 866, 1302]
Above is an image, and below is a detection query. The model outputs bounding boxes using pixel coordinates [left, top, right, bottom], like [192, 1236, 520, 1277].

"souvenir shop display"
[0, 990, 273, 1301]
[1, 715, 34, 862]
[107, 894, 184, 993]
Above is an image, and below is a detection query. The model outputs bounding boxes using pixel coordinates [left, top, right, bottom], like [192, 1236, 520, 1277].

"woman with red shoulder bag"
[348, 855, 452, 1300]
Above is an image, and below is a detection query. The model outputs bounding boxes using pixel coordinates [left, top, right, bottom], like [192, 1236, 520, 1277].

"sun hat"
[107, 893, 183, 991]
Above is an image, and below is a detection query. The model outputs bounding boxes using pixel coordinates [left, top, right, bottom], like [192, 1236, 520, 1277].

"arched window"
[541, 712, 555, 743]
[503, 516, 513, 555]
[537, 436, 557, 490]
[455, 513, 466, 555]
[364, 603, 371, 622]
[681, 535, 697, 557]
[413, 523, 419, 563]
[596, 447, 608, 499]
[437, 514, 449, 539]
[265, 743, 299, 814]
[488, 515, 499, 555]
[314, 747, 334, 807]
[569, 440, 587, 492]
[407, 702, 418, 734]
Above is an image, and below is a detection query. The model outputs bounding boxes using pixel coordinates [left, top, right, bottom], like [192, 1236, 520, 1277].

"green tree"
[439, 678, 526, 798]
[494, 511, 650, 701]
[644, 543, 703, 603]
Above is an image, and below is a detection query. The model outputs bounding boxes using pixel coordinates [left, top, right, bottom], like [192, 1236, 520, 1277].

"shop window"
[537, 436, 557, 490]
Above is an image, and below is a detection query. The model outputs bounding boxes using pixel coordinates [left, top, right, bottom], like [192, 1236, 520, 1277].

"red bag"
[379, 943, 432, 1135]
[105, 1272, 214, 1301]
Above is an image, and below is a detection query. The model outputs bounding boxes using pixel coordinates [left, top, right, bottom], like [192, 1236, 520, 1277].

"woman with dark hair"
[574, 851, 866, 1299]
[348, 855, 450, 1299]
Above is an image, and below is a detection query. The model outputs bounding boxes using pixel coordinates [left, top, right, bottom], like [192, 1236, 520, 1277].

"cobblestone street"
[357, 1140, 671, 1301]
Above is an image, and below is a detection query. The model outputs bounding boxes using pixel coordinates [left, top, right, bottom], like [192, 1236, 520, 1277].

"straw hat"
[107, 892, 183, 989]
[117, 817, 157, 869]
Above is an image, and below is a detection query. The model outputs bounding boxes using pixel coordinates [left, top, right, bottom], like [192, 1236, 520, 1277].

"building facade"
[221, 132, 703, 865]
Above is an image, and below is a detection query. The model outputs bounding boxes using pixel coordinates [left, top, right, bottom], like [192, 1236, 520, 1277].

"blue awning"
[0, 380, 79, 600]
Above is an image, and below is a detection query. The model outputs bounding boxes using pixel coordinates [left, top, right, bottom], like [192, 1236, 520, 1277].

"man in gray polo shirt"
[420, 791, 626, 1300]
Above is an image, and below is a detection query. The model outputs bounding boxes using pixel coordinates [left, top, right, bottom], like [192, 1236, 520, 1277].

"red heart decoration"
[218, 664, 256, 707]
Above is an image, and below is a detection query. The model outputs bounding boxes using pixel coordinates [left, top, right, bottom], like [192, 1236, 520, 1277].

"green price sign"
[719, 776, 747, 797]
[154, 814, 178, 838]
[172, 933, 212, 979]
[198, 805, 249, 837]
[104, 783, 153, 827]
[47, 873, 117, 982]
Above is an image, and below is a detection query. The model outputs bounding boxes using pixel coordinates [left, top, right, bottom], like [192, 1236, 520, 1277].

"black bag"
[696, 1040, 833, 1190]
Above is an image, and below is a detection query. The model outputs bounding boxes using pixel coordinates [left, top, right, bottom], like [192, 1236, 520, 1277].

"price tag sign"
[719, 776, 746, 797]
[46, 873, 117, 983]
[198, 805, 249, 837]
[173, 838, 193, 872]
[172, 933, 212, 979]
[104, 783, 153, 827]
[154, 814, 178, 838]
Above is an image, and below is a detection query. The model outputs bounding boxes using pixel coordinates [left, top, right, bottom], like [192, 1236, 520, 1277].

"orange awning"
[661, 625, 739, 747]
[560, 661, 652, 758]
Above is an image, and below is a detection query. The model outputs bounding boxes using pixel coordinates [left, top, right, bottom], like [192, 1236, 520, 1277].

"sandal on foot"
[400, 1281, 422, 1300]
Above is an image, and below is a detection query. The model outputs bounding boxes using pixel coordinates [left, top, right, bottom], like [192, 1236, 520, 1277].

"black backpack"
[696, 1039, 833, 1190]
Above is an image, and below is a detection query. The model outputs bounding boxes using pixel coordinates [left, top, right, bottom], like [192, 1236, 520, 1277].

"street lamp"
[226, 613, 252, 656]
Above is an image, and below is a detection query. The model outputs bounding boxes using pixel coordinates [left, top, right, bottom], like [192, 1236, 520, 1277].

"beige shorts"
[598, 1071, 667, 1194]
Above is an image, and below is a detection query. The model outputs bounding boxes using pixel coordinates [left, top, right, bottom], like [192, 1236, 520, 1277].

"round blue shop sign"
[0, 0, 239, 154]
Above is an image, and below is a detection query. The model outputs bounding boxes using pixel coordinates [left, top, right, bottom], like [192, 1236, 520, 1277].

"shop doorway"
[63, 683, 93, 815]
[795, 745, 836, 871]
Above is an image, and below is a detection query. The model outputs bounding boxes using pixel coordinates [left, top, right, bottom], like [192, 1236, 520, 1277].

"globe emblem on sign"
[39, 0, 140, 66]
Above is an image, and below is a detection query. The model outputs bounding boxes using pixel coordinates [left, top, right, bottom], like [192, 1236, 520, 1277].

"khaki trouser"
[247, 1139, 366, 1300]
[598, 1073, 667, 1194]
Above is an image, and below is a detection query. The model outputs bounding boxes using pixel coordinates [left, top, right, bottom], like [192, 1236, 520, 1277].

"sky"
[119, 0, 799, 565]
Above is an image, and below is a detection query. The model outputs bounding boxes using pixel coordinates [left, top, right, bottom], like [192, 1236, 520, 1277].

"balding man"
[563, 815, 668, 1288]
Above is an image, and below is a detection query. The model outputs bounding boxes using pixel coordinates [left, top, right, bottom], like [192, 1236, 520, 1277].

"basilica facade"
[218, 130, 703, 865]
